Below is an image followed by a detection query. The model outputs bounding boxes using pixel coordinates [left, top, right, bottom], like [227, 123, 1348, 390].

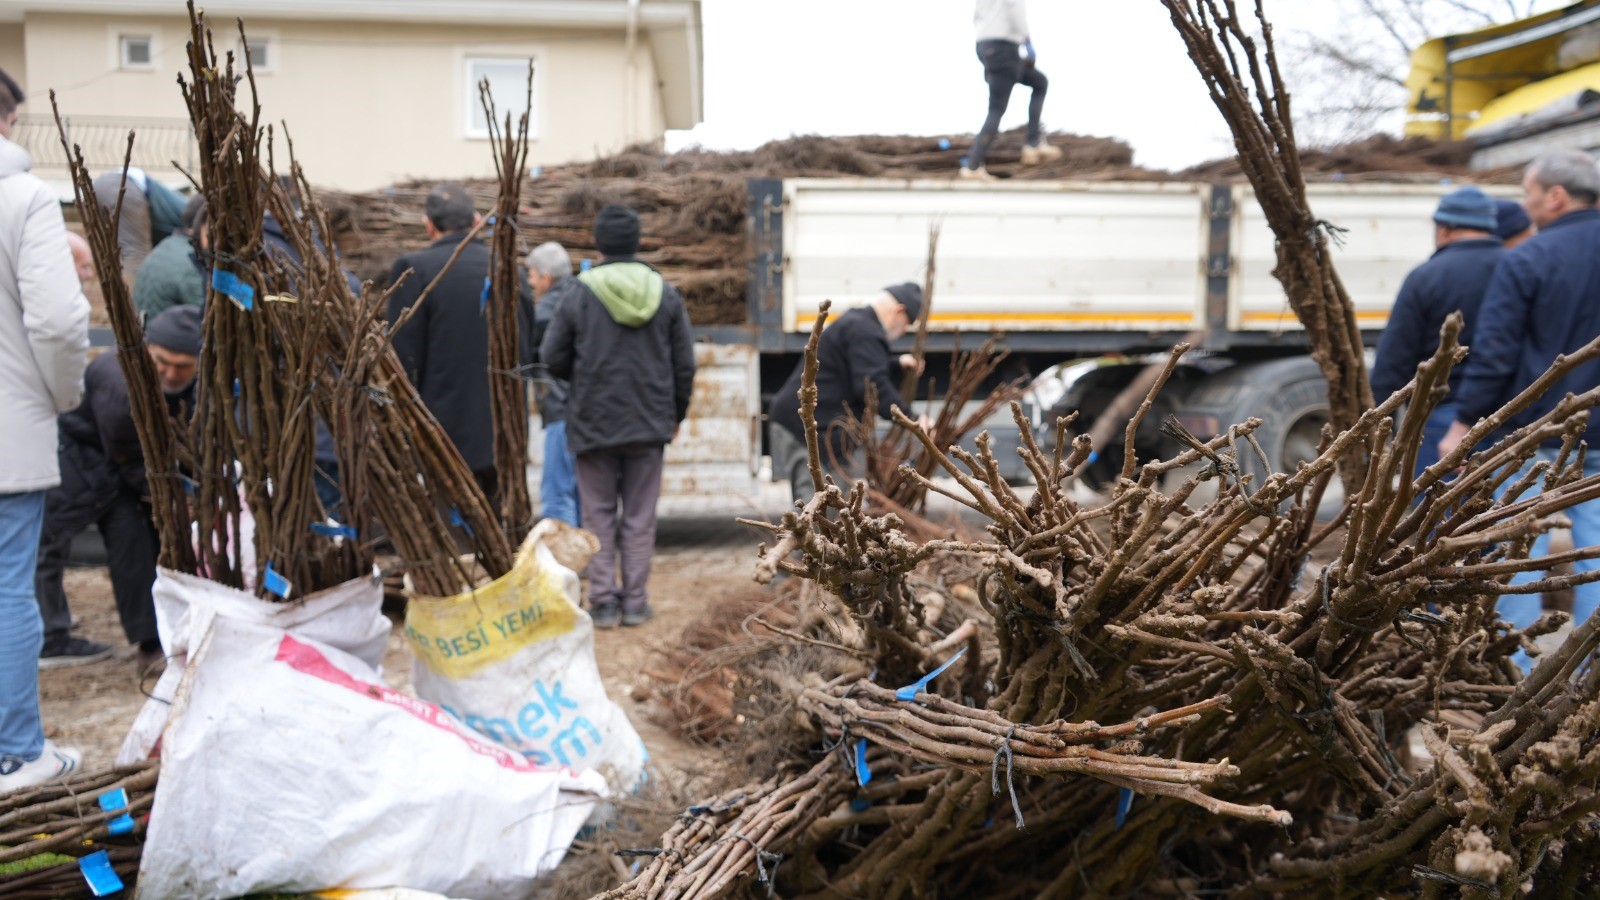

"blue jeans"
[0, 492, 46, 760]
[1414, 402, 1457, 481]
[541, 420, 580, 527]
[1494, 449, 1600, 672]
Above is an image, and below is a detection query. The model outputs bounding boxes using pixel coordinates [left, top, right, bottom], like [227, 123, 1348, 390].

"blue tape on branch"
[79, 850, 125, 897]
[262, 562, 293, 600]
[1087, 451, 1099, 465]
[211, 268, 255, 310]
[894, 647, 967, 702]
[938, 138, 951, 150]
[310, 522, 358, 539]
[854, 737, 872, 786]
[1115, 787, 1133, 829]
[481, 276, 491, 311]
[97, 787, 135, 835]
[449, 507, 475, 538]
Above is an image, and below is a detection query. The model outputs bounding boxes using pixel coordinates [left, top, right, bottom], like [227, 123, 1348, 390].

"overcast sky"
[661, 1, 1526, 168]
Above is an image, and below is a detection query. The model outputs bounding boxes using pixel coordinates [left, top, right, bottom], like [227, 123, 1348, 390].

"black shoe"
[621, 606, 655, 627]
[591, 606, 621, 629]
[39, 636, 114, 669]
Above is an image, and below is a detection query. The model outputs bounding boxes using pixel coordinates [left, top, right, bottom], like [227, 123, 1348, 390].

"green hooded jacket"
[578, 261, 662, 327]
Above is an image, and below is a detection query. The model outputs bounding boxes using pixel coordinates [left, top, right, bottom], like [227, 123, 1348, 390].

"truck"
[665, 177, 1510, 508]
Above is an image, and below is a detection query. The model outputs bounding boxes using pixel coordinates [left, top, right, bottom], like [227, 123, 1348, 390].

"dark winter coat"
[131, 233, 205, 320]
[768, 306, 911, 458]
[530, 275, 580, 424]
[51, 353, 193, 529]
[1369, 237, 1504, 404]
[539, 259, 696, 455]
[1455, 208, 1600, 447]
[385, 230, 536, 472]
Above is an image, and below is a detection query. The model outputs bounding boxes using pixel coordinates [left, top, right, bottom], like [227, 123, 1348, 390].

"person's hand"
[898, 353, 925, 375]
[1438, 419, 1471, 460]
[916, 414, 935, 433]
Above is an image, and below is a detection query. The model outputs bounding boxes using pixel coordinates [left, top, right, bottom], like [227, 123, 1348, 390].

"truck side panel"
[781, 179, 1212, 333]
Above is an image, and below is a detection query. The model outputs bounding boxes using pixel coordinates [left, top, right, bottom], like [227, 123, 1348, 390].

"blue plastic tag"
[449, 507, 474, 538]
[938, 138, 951, 150]
[211, 268, 255, 311]
[262, 562, 293, 600]
[79, 850, 125, 896]
[97, 788, 135, 836]
[310, 522, 358, 539]
[1115, 787, 1133, 829]
[854, 737, 872, 786]
[481, 276, 491, 311]
[894, 647, 967, 702]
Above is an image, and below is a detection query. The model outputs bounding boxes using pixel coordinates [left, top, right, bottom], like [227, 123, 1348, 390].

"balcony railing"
[14, 114, 198, 181]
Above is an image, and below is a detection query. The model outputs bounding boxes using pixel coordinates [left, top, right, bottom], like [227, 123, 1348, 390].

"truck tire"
[1177, 356, 1340, 517]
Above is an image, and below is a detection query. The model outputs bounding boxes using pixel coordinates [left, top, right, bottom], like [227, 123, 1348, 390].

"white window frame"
[235, 30, 278, 74]
[118, 33, 155, 71]
[461, 52, 542, 141]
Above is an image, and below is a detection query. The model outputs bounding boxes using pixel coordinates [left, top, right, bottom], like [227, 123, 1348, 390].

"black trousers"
[968, 39, 1049, 169]
[35, 488, 159, 647]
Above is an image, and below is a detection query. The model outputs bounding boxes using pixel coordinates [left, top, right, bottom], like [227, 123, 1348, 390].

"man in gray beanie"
[35, 306, 200, 672]
[1369, 184, 1504, 476]
[767, 283, 933, 503]
[540, 204, 696, 628]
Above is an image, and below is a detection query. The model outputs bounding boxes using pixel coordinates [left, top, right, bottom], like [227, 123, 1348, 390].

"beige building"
[0, 0, 702, 191]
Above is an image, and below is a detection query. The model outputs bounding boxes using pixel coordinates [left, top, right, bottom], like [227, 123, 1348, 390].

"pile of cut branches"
[597, 295, 1600, 897]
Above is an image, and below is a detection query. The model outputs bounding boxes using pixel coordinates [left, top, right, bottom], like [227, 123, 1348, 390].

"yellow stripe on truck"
[794, 312, 1199, 327]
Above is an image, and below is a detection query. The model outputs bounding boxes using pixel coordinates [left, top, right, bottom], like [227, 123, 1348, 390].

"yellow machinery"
[1406, 0, 1600, 141]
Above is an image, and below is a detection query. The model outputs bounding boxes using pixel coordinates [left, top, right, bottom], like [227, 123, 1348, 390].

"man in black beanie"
[767, 283, 931, 502]
[35, 307, 201, 672]
[540, 204, 696, 628]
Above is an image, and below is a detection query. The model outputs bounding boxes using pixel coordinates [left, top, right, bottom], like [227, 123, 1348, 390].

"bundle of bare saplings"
[1, 4, 537, 892]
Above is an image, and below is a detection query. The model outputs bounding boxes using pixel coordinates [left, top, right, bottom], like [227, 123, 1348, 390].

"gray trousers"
[576, 443, 664, 614]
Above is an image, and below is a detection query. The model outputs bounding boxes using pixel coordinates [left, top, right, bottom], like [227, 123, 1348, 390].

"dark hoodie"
[539, 259, 696, 455]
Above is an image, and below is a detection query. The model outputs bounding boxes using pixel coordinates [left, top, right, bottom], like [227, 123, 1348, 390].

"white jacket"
[0, 135, 89, 492]
[975, 0, 1028, 43]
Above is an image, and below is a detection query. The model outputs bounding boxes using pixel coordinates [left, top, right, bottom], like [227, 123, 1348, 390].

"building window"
[120, 35, 154, 69]
[465, 57, 535, 139]
[246, 38, 271, 71]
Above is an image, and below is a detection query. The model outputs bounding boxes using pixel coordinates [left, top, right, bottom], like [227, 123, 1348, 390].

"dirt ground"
[37, 514, 771, 777]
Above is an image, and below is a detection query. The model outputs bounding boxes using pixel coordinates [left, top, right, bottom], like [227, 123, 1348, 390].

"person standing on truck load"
[526, 241, 581, 528]
[386, 183, 536, 502]
[0, 66, 90, 793]
[1495, 198, 1535, 249]
[961, 0, 1063, 180]
[1439, 150, 1600, 671]
[768, 284, 933, 502]
[35, 307, 200, 675]
[1369, 185, 1504, 478]
[132, 195, 207, 319]
[540, 204, 696, 630]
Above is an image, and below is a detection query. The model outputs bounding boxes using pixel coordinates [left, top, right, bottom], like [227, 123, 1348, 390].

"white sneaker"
[1020, 142, 1064, 165]
[0, 741, 81, 795]
[958, 166, 996, 181]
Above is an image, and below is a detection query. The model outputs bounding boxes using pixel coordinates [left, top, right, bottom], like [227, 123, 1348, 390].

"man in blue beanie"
[1440, 151, 1600, 671]
[1494, 198, 1534, 249]
[1369, 184, 1504, 476]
